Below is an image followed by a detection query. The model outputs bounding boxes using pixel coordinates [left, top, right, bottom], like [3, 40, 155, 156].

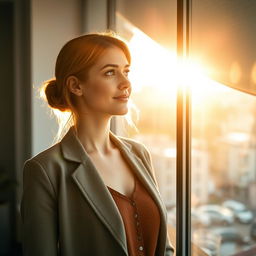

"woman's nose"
[118, 74, 131, 90]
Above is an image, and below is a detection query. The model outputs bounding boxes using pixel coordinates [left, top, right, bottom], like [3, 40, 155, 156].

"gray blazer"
[21, 127, 174, 256]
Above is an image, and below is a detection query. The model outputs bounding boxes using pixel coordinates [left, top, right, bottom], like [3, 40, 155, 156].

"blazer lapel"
[60, 127, 127, 254]
[72, 163, 128, 253]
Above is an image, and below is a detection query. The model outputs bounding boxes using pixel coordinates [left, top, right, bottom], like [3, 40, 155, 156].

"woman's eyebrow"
[100, 64, 130, 70]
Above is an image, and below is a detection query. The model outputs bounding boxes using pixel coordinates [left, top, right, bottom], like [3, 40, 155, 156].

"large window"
[190, 1, 256, 255]
[114, 0, 256, 255]
[191, 79, 256, 255]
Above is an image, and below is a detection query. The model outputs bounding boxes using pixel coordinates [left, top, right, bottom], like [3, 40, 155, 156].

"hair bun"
[44, 79, 68, 111]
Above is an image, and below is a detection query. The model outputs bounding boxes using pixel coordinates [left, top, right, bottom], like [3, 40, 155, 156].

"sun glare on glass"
[127, 27, 228, 103]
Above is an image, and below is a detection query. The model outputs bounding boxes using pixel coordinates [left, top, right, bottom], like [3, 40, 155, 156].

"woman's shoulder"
[116, 135, 151, 160]
[116, 135, 156, 181]
[24, 142, 63, 169]
[117, 135, 148, 151]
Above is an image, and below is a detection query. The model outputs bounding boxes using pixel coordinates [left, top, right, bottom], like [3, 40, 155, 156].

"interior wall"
[31, 0, 83, 155]
[31, 0, 108, 156]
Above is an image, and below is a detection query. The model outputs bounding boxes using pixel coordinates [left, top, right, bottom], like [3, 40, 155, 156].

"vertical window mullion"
[107, 0, 116, 31]
[176, 0, 192, 255]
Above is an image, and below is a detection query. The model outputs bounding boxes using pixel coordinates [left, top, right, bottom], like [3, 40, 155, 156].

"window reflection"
[191, 83, 256, 255]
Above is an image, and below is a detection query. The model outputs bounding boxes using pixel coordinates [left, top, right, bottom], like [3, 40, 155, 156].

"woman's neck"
[75, 115, 114, 155]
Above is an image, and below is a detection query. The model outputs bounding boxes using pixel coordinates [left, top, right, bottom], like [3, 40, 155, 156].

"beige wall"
[31, 0, 108, 155]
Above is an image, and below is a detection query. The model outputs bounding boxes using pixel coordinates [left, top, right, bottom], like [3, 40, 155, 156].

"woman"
[21, 33, 174, 256]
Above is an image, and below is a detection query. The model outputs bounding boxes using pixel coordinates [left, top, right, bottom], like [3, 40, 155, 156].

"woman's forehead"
[95, 47, 129, 68]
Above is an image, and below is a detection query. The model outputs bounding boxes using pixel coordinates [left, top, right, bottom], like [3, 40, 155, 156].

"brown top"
[108, 177, 160, 256]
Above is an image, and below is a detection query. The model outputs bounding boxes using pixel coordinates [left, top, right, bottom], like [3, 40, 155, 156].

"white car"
[236, 210, 254, 224]
[191, 209, 211, 227]
[222, 200, 245, 212]
[222, 200, 253, 224]
[196, 204, 235, 225]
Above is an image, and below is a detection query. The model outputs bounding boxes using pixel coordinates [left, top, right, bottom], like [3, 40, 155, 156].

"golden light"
[127, 26, 229, 103]
[52, 108, 71, 123]
[251, 62, 256, 84]
[51, 109, 73, 140]
[163, 148, 176, 158]
[226, 132, 250, 144]
[229, 61, 242, 84]
[128, 28, 177, 94]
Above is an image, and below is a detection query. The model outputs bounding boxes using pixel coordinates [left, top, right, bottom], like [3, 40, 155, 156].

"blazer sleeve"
[21, 159, 58, 256]
[141, 146, 175, 256]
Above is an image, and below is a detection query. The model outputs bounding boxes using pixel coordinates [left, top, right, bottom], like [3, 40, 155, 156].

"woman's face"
[78, 46, 131, 117]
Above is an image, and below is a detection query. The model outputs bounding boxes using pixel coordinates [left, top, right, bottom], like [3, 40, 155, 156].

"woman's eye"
[105, 70, 115, 76]
[124, 69, 130, 76]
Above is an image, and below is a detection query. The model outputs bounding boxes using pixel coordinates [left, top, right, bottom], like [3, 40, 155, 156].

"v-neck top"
[107, 177, 160, 256]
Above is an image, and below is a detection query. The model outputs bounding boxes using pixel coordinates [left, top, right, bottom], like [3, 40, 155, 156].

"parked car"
[196, 204, 235, 225]
[212, 227, 251, 245]
[191, 209, 211, 227]
[250, 220, 256, 241]
[222, 199, 254, 224]
[236, 210, 254, 224]
[223, 200, 246, 212]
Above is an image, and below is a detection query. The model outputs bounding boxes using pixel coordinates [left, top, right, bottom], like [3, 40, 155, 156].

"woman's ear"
[66, 76, 83, 96]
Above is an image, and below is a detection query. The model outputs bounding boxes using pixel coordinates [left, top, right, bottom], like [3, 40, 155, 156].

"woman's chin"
[114, 108, 129, 116]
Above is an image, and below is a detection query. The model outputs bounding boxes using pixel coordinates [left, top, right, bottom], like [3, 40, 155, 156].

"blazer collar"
[61, 126, 135, 163]
[60, 126, 90, 163]
[60, 127, 167, 255]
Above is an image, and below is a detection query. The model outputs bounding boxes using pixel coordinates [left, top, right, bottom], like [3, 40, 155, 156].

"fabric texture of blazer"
[21, 127, 174, 256]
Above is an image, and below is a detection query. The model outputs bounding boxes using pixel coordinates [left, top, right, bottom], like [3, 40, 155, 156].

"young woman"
[21, 33, 174, 256]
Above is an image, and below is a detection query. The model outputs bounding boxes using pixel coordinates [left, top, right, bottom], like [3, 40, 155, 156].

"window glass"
[191, 1, 256, 255]
[115, 7, 177, 248]
[191, 80, 256, 255]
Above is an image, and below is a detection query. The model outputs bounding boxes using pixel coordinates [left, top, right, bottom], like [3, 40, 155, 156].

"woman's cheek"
[93, 82, 113, 96]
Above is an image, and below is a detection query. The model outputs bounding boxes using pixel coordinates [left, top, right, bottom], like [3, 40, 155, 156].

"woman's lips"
[113, 94, 129, 101]
[113, 96, 129, 101]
